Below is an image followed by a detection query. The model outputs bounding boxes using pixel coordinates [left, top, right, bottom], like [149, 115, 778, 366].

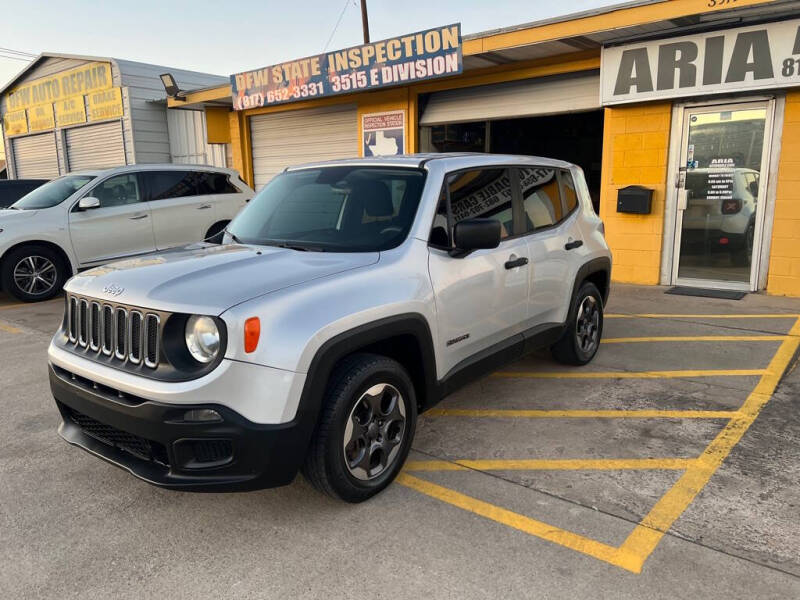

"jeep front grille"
[66, 295, 161, 369]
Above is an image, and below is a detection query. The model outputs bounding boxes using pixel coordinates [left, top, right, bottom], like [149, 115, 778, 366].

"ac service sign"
[601, 18, 800, 105]
[231, 24, 462, 110]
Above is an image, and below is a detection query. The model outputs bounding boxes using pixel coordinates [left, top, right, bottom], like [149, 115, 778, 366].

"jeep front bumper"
[50, 364, 312, 491]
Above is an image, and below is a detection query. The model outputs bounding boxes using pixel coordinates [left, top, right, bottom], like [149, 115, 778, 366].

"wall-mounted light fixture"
[160, 73, 186, 101]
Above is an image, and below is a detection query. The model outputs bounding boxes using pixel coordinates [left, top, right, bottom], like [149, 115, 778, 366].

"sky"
[0, 0, 626, 89]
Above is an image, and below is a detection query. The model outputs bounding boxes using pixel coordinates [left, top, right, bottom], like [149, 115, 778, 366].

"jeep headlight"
[185, 315, 220, 363]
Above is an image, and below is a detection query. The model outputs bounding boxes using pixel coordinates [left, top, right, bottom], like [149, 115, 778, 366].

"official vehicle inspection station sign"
[231, 24, 462, 110]
[601, 18, 800, 105]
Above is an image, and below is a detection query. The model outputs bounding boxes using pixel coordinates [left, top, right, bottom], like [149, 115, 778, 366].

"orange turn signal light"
[244, 317, 260, 353]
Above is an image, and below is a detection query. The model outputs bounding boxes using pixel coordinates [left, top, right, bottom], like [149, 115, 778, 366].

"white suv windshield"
[227, 167, 425, 252]
[10, 175, 96, 210]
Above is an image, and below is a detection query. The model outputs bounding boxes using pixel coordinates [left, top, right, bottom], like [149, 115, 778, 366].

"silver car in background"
[0, 164, 253, 302]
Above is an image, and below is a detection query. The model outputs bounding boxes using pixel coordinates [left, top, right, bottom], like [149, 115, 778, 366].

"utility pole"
[360, 0, 370, 44]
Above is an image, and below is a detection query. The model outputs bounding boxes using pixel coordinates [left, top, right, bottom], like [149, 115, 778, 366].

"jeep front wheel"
[303, 353, 417, 502]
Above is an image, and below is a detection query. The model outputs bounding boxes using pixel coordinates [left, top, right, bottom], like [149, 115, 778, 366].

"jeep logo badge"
[102, 284, 125, 297]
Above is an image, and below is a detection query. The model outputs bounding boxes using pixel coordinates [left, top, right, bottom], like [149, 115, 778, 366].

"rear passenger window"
[194, 172, 240, 195]
[519, 167, 561, 231]
[448, 168, 514, 240]
[561, 170, 579, 213]
[143, 171, 196, 201]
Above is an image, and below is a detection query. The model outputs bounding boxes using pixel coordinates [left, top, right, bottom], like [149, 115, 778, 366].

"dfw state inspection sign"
[231, 24, 462, 110]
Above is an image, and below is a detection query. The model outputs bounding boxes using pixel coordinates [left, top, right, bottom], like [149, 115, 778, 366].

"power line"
[0, 47, 36, 58]
[0, 53, 32, 62]
[323, 0, 355, 52]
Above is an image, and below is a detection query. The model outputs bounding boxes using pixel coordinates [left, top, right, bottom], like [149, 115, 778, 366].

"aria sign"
[601, 18, 800, 105]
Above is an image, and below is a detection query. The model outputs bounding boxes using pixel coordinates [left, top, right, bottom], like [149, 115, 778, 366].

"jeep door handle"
[564, 240, 583, 250]
[197, 204, 212, 210]
[129, 214, 148, 220]
[504, 256, 529, 269]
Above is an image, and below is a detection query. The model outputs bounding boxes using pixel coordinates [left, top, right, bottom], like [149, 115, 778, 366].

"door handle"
[564, 240, 583, 250]
[129, 214, 148, 220]
[504, 256, 528, 270]
[197, 204, 212, 210]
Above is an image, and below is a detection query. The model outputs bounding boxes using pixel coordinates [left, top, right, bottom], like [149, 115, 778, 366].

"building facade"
[173, 0, 800, 297]
[0, 53, 229, 180]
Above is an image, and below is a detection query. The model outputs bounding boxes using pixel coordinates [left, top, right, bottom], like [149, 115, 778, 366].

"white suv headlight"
[185, 315, 220, 363]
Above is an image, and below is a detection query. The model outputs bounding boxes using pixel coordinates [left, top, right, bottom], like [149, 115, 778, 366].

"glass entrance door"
[672, 101, 773, 290]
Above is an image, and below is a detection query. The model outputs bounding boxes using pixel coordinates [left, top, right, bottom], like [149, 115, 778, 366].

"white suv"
[0, 164, 253, 302]
[48, 154, 611, 502]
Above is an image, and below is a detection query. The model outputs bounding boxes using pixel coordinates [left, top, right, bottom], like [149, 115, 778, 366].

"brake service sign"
[601, 18, 800, 105]
[231, 24, 462, 110]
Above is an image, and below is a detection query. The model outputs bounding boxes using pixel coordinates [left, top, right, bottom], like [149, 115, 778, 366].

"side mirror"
[749, 181, 759, 197]
[451, 218, 501, 256]
[78, 197, 100, 210]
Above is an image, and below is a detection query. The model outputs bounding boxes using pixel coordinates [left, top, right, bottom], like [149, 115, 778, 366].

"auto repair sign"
[601, 18, 800, 105]
[231, 24, 462, 110]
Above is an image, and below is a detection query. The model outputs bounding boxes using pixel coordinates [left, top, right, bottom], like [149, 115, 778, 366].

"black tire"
[731, 222, 754, 267]
[302, 353, 417, 503]
[551, 281, 604, 366]
[1, 245, 67, 302]
[205, 221, 229, 244]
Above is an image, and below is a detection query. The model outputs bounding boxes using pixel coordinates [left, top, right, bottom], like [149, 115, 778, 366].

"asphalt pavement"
[0, 284, 799, 599]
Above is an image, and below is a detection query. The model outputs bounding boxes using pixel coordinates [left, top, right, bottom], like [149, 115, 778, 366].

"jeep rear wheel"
[303, 353, 417, 502]
[551, 281, 604, 366]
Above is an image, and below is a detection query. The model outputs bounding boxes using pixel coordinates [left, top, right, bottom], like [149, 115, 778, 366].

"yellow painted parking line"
[617, 315, 800, 572]
[404, 458, 695, 472]
[492, 369, 765, 379]
[602, 335, 787, 344]
[400, 316, 800, 573]
[397, 473, 642, 572]
[425, 408, 739, 419]
[606, 313, 800, 319]
[0, 321, 22, 334]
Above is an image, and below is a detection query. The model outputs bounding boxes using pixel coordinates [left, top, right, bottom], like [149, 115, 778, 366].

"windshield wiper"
[262, 241, 325, 252]
[225, 230, 242, 244]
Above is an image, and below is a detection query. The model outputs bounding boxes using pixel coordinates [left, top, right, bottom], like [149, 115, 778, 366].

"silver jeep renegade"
[48, 153, 612, 502]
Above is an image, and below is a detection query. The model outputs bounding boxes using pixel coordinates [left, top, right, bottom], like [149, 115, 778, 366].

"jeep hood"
[65, 243, 379, 314]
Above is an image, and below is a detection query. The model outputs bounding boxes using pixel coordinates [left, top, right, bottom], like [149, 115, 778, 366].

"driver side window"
[90, 174, 142, 208]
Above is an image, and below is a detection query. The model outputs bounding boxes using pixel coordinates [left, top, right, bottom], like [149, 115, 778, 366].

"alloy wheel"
[13, 255, 57, 296]
[343, 382, 406, 481]
[575, 295, 600, 355]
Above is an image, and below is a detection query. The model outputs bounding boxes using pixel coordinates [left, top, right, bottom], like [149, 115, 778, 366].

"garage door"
[65, 121, 126, 172]
[12, 133, 59, 179]
[250, 104, 358, 190]
[420, 71, 601, 125]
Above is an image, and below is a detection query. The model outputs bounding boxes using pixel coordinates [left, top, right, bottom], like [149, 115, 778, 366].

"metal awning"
[170, 0, 800, 109]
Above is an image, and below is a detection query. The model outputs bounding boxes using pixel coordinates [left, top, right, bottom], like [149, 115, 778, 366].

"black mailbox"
[617, 185, 653, 214]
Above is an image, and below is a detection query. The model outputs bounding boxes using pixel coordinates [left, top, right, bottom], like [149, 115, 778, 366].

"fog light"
[183, 408, 222, 423]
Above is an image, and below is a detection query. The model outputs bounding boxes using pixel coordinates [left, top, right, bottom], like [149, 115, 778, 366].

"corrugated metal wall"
[250, 104, 358, 190]
[65, 121, 126, 171]
[117, 59, 226, 164]
[167, 109, 227, 167]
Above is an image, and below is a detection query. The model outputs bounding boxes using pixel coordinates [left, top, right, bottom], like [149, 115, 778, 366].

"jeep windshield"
[226, 166, 425, 252]
[10, 175, 96, 210]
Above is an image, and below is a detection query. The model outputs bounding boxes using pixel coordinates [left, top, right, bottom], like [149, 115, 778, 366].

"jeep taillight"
[721, 199, 741, 214]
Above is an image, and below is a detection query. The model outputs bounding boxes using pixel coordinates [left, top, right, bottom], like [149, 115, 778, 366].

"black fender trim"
[293, 313, 438, 461]
[571, 256, 612, 306]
